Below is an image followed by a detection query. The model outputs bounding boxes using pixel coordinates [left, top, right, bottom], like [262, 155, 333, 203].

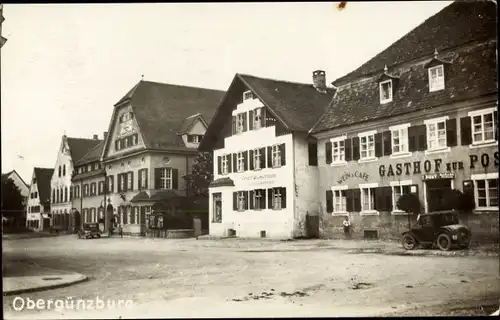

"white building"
[50, 134, 102, 231]
[199, 72, 335, 238]
[26, 168, 53, 231]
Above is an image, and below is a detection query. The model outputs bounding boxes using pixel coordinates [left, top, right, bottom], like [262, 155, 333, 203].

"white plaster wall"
[210, 97, 295, 238]
[50, 137, 74, 215]
[181, 118, 207, 148]
[26, 171, 43, 231]
[6, 172, 29, 198]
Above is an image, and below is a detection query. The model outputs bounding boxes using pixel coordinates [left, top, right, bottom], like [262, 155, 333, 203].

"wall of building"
[209, 96, 295, 238]
[26, 171, 42, 231]
[50, 137, 74, 225]
[74, 174, 106, 225]
[6, 171, 29, 199]
[316, 98, 499, 242]
[181, 118, 206, 148]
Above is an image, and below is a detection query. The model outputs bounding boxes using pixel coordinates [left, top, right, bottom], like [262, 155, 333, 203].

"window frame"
[237, 191, 246, 211]
[237, 152, 245, 172]
[390, 180, 414, 215]
[359, 183, 379, 215]
[428, 64, 445, 92]
[221, 154, 229, 174]
[212, 193, 222, 222]
[389, 123, 411, 157]
[253, 148, 261, 170]
[424, 116, 450, 153]
[471, 173, 499, 211]
[236, 113, 245, 134]
[330, 135, 347, 165]
[379, 79, 393, 104]
[468, 108, 497, 146]
[358, 130, 377, 161]
[331, 185, 348, 216]
[272, 144, 282, 168]
[272, 188, 282, 210]
[253, 107, 262, 130]
[160, 168, 173, 190]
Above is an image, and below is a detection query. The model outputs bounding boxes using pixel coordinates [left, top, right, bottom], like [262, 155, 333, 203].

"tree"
[396, 193, 422, 228]
[1, 177, 25, 225]
[183, 152, 213, 196]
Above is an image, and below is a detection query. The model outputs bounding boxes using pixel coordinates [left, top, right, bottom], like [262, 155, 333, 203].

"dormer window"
[428, 65, 445, 92]
[187, 134, 203, 144]
[379, 80, 393, 104]
[243, 90, 254, 101]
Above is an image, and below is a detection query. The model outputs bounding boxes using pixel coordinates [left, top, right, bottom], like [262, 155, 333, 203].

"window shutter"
[326, 190, 333, 213]
[249, 191, 255, 209]
[249, 150, 254, 170]
[383, 131, 392, 156]
[260, 189, 266, 209]
[260, 148, 266, 168]
[374, 132, 383, 157]
[172, 168, 178, 189]
[217, 156, 222, 175]
[408, 126, 418, 152]
[495, 110, 498, 141]
[131, 172, 134, 191]
[123, 174, 128, 192]
[325, 142, 332, 164]
[344, 138, 352, 161]
[249, 110, 254, 130]
[233, 192, 238, 211]
[110, 175, 114, 193]
[242, 113, 248, 132]
[115, 140, 119, 151]
[446, 119, 457, 147]
[462, 180, 476, 209]
[227, 155, 232, 173]
[243, 151, 248, 171]
[154, 169, 161, 189]
[144, 169, 148, 189]
[139, 170, 143, 189]
[460, 116, 472, 145]
[117, 175, 122, 192]
[232, 153, 237, 171]
[280, 143, 286, 166]
[353, 188, 362, 212]
[345, 189, 354, 212]
[417, 125, 427, 151]
[244, 191, 249, 210]
[385, 186, 394, 211]
[281, 187, 287, 209]
[352, 137, 360, 161]
[267, 146, 273, 167]
[308, 143, 318, 166]
[268, 188, 273, 209]
[232, 116, 236, 135]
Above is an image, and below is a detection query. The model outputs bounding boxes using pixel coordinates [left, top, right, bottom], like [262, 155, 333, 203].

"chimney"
[93, 134, 98, 140]
[103, 132, 108, 140]
[313, 70, 327, 92]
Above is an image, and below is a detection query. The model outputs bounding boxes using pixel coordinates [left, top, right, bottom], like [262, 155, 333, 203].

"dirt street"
[3, 236, 499, 318]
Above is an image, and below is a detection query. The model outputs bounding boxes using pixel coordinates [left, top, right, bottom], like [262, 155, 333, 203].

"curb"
[3, 274, 89, 296]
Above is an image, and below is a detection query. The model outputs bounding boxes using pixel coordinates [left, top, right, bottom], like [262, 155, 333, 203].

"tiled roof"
[34, 168, 54, 204]
[332, 1, 497, 86]
[75, 141, 104, 166]
[72, 168, 105, 182]
[130, 191, 150, 202]
[108, 80, 224, 152]
[311, 40, 497, 133]
[67, 137, 103, 163]
[178, 113, 207, 134]
[209, 177, 235, 188]
[149, 189, 185, 201]
[2, 170, 29, 190]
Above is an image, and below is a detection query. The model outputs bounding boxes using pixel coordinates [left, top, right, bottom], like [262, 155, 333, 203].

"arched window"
[56, 189, 60, 204]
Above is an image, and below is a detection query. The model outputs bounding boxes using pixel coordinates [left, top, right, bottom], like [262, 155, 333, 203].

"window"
[360, 187, 376, 212]
[127, 172, 133, 190]
[243, 90, 254, 101]
[160, 168, 172, 189]
[390, 124, 409, 154]
[471, 110, 496, 144]
[253, 189, 265, 209]
[426, 118, 447, 150]
[188, 135, 200, 143]
[253, 149, 261, 170]
[63, 165, 66, 176]
[213, 193, 222, 222]
[237, 152, 245, 172]
[58, 166, 61, 177]
[475, 178, 498, 209]
[124, 137, 129, 148]
[359, 133, 375, 159]
[120, 174, 125, 191]
[117, 140, 122, 150]
[272, 188, 282, 210]
[333, 189, 347, 213]
[332, 140, 345, 163]
[392, 182, 412, 212]
[428, 65, 445, 92]
[87, 164, 92, 172]
[272, 145, 282, 167]
[237, 113, 245, 134]
[221, 155, 229, 174]
[91, 183, 96, 196]
[84, 185, 89, 197]
[64, 188, 67, 202]
[237, 191, 246, 211]
[139, 169, 147, 189]
[99, 181, 104, 194]
[133, 134, 138, 145]
[379, 80, 393, 103]
[253, 108, 262, 129]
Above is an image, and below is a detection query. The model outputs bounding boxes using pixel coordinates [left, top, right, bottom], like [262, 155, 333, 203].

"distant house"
[2, 170, 30, 202]
[26, 168, 54, 231]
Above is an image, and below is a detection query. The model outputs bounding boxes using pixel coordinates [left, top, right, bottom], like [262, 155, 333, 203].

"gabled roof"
[75, 141, 104, 166]
[33, 168, 54, 204]
[332, 1, 497, 87]
[103, 80, 225, 156]
[2, 170, 29, 190]
[66, 137, 103, 163]
[178, 113, 208, 135]
[199, 73, 336, 151]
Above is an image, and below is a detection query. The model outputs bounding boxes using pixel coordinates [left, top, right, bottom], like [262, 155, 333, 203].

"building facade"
[98, 80, 225, 236]
[199, 72, 335, 238]
[26, 168, 53, 231]
[310, 1, 498, 241]
[50, 134, 102, 231]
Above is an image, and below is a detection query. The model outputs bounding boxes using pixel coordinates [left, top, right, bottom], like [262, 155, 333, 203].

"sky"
[1, 1, 453, 183]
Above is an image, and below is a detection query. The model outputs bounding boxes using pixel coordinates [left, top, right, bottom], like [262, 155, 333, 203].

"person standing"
[343, 216, 351, 239]
[118, 224, 123, 238]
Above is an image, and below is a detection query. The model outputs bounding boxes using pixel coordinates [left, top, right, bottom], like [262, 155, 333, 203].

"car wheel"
[437, 233, 452, 251]
[402, 234, 417, 250]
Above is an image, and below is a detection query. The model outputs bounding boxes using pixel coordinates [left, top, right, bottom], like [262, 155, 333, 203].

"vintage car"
[77, 222, 101, 239]
[401, 210, 472, 251]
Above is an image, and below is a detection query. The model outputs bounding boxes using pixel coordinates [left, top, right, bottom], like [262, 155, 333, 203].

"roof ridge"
[67, 136, 104, 142]
[238, 73, 316, 87]
[140, 80, 225, 93]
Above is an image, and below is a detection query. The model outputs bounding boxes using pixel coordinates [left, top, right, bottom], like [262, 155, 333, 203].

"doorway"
[426, 178, 452, 212]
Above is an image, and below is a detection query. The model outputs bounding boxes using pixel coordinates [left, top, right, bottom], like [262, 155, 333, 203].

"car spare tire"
[437, 233, 452, 251]
[402, 234, 417, 250]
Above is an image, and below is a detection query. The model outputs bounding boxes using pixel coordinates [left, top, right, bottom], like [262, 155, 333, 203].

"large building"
[97, 80, 225, 236]
[310, 1, 498, 241]
[199, 72, 335, 238]
[50, 134, 103, 231]
[26, 168, 53, 231]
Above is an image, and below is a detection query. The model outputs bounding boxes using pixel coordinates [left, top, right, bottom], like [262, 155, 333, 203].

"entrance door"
[426, 179, 452, 212]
